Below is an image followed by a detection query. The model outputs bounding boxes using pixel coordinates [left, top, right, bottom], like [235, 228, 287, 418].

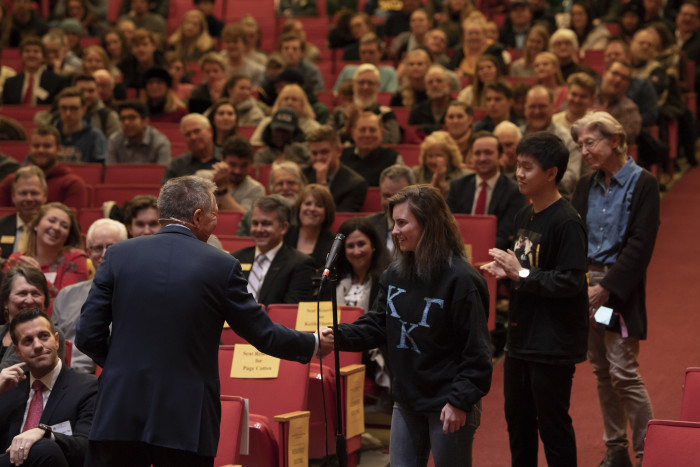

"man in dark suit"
[231, 195, 314, 307]
[304, 125, 368, 212]
[366, 164, 414, 255]
[76, 176, 333, 467]
[0, 167, 47, 260]
[447, 131, 525, 250]
[2, 37, 68, 106]
[0, 308, 98, 467]
[408, 66, 451, 135]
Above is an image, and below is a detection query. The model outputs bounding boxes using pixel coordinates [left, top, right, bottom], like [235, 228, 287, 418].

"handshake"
[316, 327, 336, 358]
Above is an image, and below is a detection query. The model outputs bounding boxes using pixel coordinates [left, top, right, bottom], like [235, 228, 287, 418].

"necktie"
[23, 74, 34, 105]
[474, 181, 488, 215]
[22, 380, 45, 432]
[247, 254, 268, 302]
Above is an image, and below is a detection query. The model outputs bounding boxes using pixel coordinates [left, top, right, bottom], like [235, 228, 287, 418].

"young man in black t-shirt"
[482, 132, 588, 467]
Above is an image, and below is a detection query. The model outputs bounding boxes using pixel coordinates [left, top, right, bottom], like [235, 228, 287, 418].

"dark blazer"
[283, 227, 335, 270]
[446, 173, 525, 251]
[2, 69, 68, 105]
[408, 99, 446, 135]
[0, 364, 97, 467]
[231, 244, 315, 307]
[570, 169, 660, 340]
[76, 225, 316, 457]
[367, 211, 390, 248]
[0, 213, 17, 259]
[303, 164, 368, 212]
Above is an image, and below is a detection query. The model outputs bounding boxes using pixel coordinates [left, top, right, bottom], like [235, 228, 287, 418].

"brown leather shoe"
[599, 449, 633, 467]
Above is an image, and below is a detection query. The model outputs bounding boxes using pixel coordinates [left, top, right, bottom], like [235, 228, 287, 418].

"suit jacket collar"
[157, 224, 198, 239]
[258, 245, 289, 303]
[41, 364, 69, 424]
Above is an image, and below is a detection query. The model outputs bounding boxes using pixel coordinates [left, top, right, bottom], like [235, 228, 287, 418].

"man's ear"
[546, 166, 558, 183]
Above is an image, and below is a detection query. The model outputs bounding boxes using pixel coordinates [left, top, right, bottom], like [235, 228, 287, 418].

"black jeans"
[86, 441, 214, 467]
[504, 356, 577, 467]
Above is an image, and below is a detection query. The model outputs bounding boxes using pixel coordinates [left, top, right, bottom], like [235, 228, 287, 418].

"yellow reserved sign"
[464, 244, 473, 264]
[229, 344, 280, 378]
[343, 365, 365, 438]
[287, 415, 309, 466]
[295, 302, 337, 332]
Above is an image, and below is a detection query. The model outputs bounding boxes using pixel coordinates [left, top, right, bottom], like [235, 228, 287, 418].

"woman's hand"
[440, 402, 466, 434]
[16, 255, 41, 270]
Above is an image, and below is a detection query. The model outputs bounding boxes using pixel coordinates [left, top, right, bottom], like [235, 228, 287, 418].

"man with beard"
[408, 65, 452, 135]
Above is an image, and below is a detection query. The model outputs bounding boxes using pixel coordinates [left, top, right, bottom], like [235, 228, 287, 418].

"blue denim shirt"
[587, 156, 643, 264]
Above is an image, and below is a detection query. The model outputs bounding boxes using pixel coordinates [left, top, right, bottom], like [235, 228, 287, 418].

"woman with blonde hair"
[413, 131, 471, 196]
[168, 10, 216, 63]
[448, 16, 507, 79]
[510, 25, 549, 78]
[534, 51, 568, 111]
[250, 84, 320, 145]
[82, 45, 121, 77]
[457, 54, 502, 107]
[239, 15, 267, 66]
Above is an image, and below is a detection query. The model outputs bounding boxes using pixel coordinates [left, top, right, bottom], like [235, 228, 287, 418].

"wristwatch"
[518, 268, 530, 280]
[37, 424, 52, 438]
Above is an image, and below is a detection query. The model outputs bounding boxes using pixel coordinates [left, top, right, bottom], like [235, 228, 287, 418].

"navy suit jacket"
[231, 244, 315, 307]
[303, 164, 368, 212]
[446, 173, 525, 251]
[0, 364, 97, 467]
[76, 225, 316, 457]
[2, 70, 68, 105]
[0, 213, 17, 259]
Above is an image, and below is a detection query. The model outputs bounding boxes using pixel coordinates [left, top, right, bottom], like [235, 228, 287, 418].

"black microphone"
[321, 233, 346, 283]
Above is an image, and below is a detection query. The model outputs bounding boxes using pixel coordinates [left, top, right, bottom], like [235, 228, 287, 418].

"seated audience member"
[0, 115, 24, 142]
[220, 24, 265, 87]
[458, 54, 502, 108]
[8, 0, 49, 47]
[594, 61, 642, 144]
[499, 0, 534, 49]
[2, 37, 68, 105]
[366, 164, 415, 254]
[390, 8, 432, 60]
[231, 194, 314, 306]
[449, 16, 507, 79]
[335, 217, 389, 311]
[59, 0, 105, 37]
[678, 1, 700, 91]
[73, 74, 120, 138]
[493, 120, 521, 178]
[385, 0, 420, 37]
[53, 87, 106, 164]
[164, 51, 194, 102]
[116, 17, 137, 44]
[251, 84, 321, 145]
[390, 48, 431, 107]
[474, 80, 516, 132]
[122, 195, 161, 237]
[93, 69, 124, 110]
[303, 125, 368, 212]
[511, 81, 530, 125]
[340, 112, 403, 186]
[168, 10, 216, 63]
[212, 135, 265, 213]
[569, 0, 610, 50]
[283, 183, 336, 270]
[239, 15, 268, 66]
[119, 28, 165, 90]
[82, 45, 120, 78]
[553, 72, 597, 131]
[616, 1, 644, 43]
[118, 0, 167, 37]
[549, 29, 597, 82]
[119, 0, 168, 19]
[101, 27, 129, 67]
[534, 51, 568, 111]
[143, 67, 188, 123]
[0, 167, 46, 260]
[225, 75, 266, 127]
[42, 30, 81, 76]
[334, 64, 401, 144]
[253, 107, 311, 168]
[341, 13, 374, 60]
[188, 52, 228, 114]
[510, 24, 549, 77]
[278, 0, 318, 17]
[447, 131, 525, 250]
[162, 114, 220, 183]
[409, 65, 452, 135]
[335, 33, 398, 93]
[0, 308, 96, 466]
[194, 0, 224, 38]
[521, 85, 581, 197]
[52, 219, 127, 374]
[280, 18, 321, 63]
[437, 0, 474, 45]
[278, 32, 324, 94]
[3, 202, 88, 300]
[629, 28, 668, 104]
[413, 130, 471, 196]
[445, 101, 474, 160]
[208, 98, 239, 156]
[0, 126, 88, 209]
[107, 100, 171, 165]
[425, 28, 452, 67]
[58, 18, 85, 61]
[236, 161, 307, 236]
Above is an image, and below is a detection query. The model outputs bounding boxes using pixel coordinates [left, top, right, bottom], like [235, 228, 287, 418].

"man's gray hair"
[253, 194, 292, 225]
[379, 164, 415, 185]
[159, 176, 216, 223]
[12, 166, 48, 193]
[86, 219, 128, 246]
[180, 113, 211, 133]
[354, 63, 380, 81]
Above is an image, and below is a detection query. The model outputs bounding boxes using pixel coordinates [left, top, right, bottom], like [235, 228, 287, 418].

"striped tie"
[247, 254, 268, 301]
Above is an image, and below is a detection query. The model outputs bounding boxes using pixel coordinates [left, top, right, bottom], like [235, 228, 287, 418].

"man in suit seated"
[2, 37, 68, 105]
[367, 164, 415, 255]
[0, 167, 47, 260]
[303, 125, 368, 212]
[231, 195, 314, 307]
[408, 65, 452, 135]
[0, 126, 88, 209]
[447, 131, 525, 251]
[0, 308, 98, 467]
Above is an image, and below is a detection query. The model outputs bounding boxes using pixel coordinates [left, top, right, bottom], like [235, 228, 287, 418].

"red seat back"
[681, 368, 700, 422]
[218, 235, 255, 253]
[92, 184, 162, 207]
[63, 163, 103, 186]
[214, 395, 245, 467]
[642, 420, 700, 466]
[103, 164, 167, 185]
[332, 212, 375, 233]
[78, 208, 105, 234]
[361, 186, 382, 212]
[214, 211, 244, 236]
[387, 144, 421, 167]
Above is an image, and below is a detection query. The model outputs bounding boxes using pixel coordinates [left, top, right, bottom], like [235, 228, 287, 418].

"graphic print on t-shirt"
[513, 228, 541, 268]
